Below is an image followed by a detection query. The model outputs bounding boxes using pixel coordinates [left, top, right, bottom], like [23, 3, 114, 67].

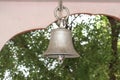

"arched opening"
[0, 13, 120, 80]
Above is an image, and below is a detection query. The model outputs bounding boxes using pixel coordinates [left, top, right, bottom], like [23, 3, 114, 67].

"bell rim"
[43, 53, 80, 58]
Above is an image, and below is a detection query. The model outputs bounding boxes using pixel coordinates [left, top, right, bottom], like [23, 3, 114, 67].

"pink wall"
[0, 1, 120, 50]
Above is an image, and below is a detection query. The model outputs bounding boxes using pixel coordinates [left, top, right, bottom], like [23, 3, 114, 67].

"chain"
[54, 0, 70, 28]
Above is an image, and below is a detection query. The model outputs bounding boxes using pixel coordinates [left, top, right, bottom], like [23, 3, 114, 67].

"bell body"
[44, 28, 80, 58]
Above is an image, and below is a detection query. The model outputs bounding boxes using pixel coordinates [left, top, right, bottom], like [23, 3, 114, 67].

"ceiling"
[0, 0, 120, 2]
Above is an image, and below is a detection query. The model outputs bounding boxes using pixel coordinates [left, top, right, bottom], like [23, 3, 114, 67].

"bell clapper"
[58, 55, 64, 64]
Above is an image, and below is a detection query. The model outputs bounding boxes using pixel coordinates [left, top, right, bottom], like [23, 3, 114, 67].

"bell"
[43, 28, 80, 58]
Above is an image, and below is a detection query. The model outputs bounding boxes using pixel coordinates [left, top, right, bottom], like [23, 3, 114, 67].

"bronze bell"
[43, 28, 80, 58]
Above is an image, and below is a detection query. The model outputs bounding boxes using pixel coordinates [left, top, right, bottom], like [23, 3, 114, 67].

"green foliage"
[0, 14, 120, 80]
[72, 15, 111, 80]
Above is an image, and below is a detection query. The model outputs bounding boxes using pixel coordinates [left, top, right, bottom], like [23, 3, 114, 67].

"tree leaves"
[0, 14, 120, 80]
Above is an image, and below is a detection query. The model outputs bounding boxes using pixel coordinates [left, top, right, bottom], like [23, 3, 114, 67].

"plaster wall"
[0, 1, 120, 50]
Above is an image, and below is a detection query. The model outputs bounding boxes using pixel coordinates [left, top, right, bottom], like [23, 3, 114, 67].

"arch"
[0, 1, 120, 50]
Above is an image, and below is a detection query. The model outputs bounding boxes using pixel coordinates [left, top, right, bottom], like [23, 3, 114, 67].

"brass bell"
[43, 28, 80, 58]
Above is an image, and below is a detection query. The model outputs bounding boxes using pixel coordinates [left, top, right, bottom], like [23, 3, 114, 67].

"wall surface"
[0, 1, 120, 50]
